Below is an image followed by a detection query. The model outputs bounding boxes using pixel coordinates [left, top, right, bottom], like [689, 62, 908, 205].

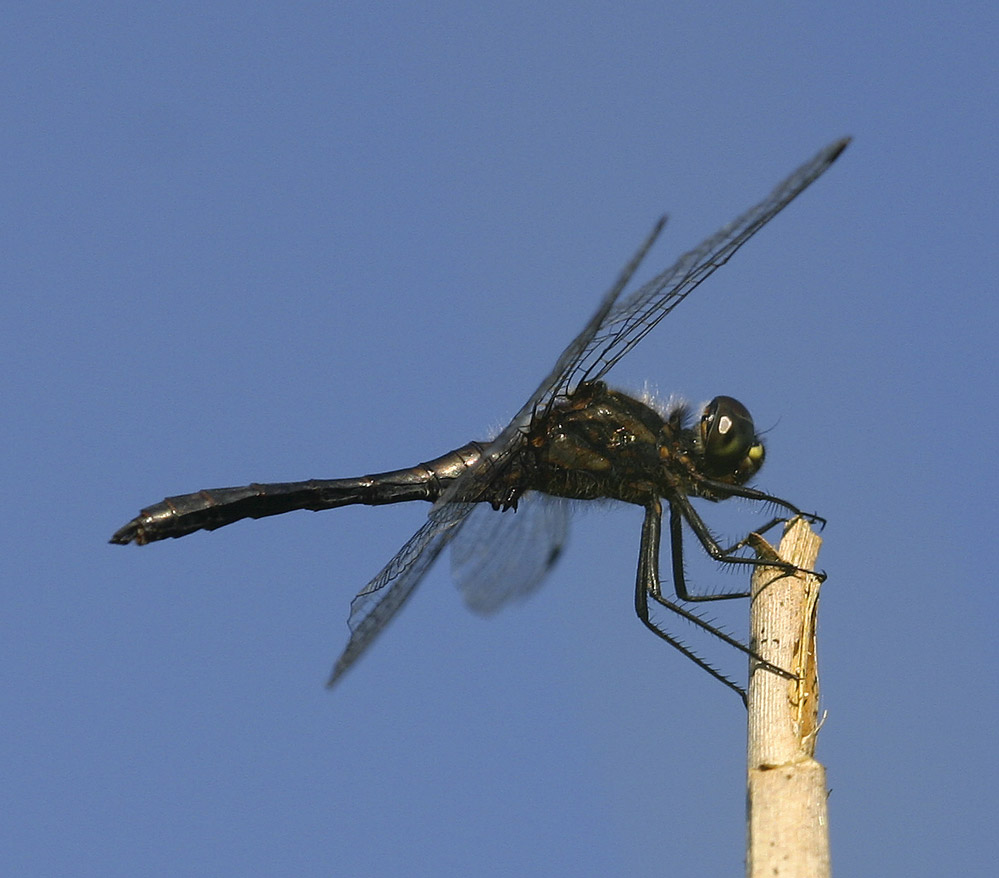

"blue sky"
[3, 3, 996, 876]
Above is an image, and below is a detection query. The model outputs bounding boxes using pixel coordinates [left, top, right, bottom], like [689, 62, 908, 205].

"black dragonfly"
[112, 137, 848, 699]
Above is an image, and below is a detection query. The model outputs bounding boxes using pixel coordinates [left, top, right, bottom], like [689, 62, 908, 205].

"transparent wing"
[451, 492, 570, 615]
[327, 499, 474, 686]
[550, 137, 850, 404]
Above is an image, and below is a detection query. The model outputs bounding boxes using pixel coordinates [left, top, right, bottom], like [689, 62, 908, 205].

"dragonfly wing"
[451, 492, 570, 615]
[327, 499, 475, 686]
[569, 138, 850, 390]
[446, 216, 670, 484]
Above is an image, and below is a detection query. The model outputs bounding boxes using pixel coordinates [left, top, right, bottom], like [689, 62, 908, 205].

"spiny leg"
[669, 503, 749, 602]
[635, 500, 747, 701]
[635, 500, 795, 702]
[669, 495, 825, 599]
[691, 476, 826, 531]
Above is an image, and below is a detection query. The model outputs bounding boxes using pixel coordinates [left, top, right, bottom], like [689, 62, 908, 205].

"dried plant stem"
[745, 517, 828, 878]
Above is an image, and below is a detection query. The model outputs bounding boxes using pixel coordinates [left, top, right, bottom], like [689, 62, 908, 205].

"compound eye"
[700, 396, 763, 479]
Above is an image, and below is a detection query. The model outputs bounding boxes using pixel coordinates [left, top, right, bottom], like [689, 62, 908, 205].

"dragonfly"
[112, 137, 848, 700]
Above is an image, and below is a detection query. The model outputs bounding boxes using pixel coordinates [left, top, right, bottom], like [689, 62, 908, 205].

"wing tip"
[829, 135, 851, 161]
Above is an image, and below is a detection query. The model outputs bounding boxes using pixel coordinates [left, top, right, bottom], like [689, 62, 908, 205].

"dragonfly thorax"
[520, 382, 766, 508]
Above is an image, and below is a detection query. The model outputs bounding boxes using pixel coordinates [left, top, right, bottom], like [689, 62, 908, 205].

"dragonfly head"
[698, 396, 765, 484]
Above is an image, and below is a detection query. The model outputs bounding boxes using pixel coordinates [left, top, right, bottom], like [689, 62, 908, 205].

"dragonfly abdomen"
[110, 442, 486, 545]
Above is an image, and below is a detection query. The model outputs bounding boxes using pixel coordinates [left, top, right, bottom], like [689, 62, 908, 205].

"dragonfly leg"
[669, 495, 825, 590]
[668, 503, 750, 602]
[634, 500, 795, 702]
[693, 476, 827, 531]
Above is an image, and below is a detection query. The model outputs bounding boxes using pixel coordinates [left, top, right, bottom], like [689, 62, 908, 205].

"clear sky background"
[4, 3, 996, 876]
